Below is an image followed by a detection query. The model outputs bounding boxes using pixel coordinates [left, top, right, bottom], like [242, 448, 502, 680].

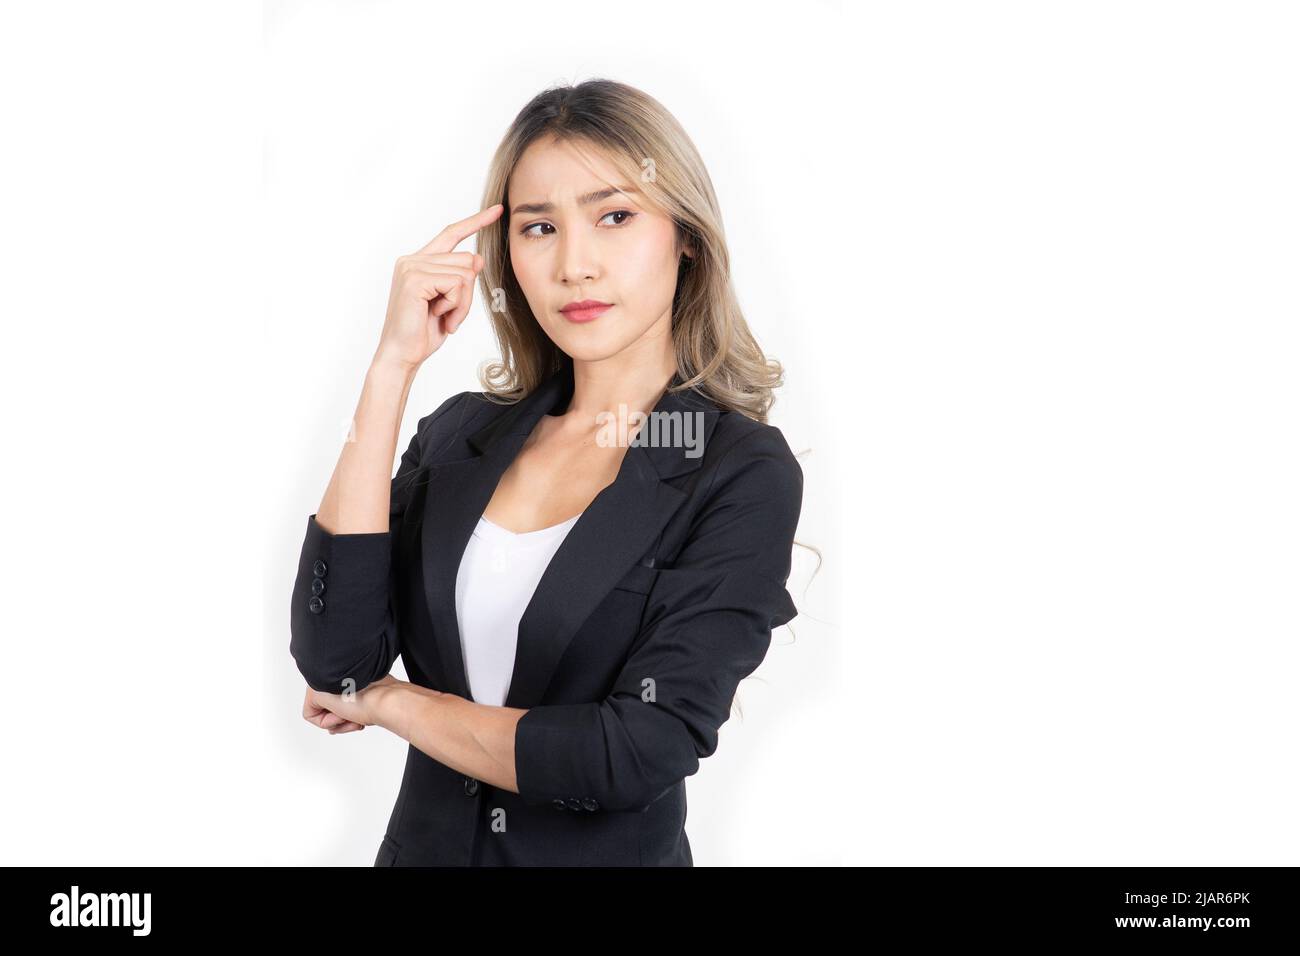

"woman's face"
[506, 136, 689, 364]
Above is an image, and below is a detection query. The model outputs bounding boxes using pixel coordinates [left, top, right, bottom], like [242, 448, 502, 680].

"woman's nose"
[557, 231, 598, 284]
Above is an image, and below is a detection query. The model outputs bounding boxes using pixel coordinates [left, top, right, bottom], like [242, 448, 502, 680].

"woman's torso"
[456, 409, 634, 705]
[372, 376, 785, 866]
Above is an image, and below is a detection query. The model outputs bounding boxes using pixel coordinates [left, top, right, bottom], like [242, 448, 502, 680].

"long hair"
[474, 79, 822, 684]
[474, 78, 786, 422]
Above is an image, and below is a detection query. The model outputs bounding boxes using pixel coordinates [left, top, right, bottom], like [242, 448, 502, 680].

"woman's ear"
[675, 224, 697, 261]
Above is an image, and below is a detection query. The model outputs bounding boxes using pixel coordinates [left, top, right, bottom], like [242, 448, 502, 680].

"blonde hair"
[473, 79, 822, 653]
[474, 77, 786, 422]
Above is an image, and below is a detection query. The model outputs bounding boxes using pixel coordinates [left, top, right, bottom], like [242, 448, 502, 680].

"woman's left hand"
[303, 674, 405, 734]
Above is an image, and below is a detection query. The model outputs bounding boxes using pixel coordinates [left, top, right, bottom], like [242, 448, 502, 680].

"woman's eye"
[519, 210, 637, 240]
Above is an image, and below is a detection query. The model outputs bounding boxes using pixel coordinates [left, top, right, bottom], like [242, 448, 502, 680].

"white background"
[0, 1, 1295, 866]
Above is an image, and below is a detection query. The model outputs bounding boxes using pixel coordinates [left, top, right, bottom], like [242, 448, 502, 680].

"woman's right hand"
[302, 685, 366, 734]
[373, 203, 504, 372]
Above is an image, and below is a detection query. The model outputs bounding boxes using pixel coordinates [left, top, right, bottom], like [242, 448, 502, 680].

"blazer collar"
[420, 362, 723, 707]
[465, 361, 722, 480]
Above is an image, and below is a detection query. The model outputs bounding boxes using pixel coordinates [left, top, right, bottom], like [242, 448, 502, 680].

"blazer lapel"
[419, 362, 721, 708]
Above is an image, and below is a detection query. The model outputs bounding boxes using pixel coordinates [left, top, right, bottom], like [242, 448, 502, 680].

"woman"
[290, 78, 807, 866]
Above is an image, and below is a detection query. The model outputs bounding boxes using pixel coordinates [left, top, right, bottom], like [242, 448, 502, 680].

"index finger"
[418, 203, 505, 256]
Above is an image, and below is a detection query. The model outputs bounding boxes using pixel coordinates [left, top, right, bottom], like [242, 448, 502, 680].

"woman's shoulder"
[413, 389, 472, 434]
[706, 409, 801, 478]
[664, 408, 803, 581]
[691, 410, 803, 516]
[406, 389, 494, 460]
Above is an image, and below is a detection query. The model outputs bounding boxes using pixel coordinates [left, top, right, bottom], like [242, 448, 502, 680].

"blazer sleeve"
[289, 390, 466, 694]
[512, 424, 804, 812]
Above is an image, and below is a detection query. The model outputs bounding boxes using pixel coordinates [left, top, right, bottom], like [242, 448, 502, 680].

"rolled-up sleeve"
[513, 424, 804, 812]
[289, 391, 464, 694]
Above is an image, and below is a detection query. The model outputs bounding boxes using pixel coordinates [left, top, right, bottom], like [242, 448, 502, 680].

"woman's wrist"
[368, 351, 421, 385]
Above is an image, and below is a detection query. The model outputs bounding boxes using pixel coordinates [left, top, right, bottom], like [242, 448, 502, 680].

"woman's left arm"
[381, 684, 526, 792]
[306, 677, 527, 792]
[506, 425, 804, 812]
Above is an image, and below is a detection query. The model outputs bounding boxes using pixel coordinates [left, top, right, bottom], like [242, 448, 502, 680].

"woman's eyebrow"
[511, 185, 639, 216]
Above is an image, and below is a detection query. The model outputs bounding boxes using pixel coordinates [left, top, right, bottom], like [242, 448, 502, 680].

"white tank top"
[453, 511, 583, 705]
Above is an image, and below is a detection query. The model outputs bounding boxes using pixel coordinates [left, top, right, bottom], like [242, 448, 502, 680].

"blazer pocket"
[374, 833, 400, 867]
[612, 562, 658, 596]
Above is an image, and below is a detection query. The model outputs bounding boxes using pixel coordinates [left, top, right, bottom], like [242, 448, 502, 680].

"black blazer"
[290, 362, 804, 866]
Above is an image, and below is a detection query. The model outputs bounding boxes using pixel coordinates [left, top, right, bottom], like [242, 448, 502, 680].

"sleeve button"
[581, 797, 599, 811]
[313, 559, 328, 577]
[565, 797, 582, 810]
[308, 595, 325, 614]
[551, 798, 567, 811]
[311, 577, 326, 595]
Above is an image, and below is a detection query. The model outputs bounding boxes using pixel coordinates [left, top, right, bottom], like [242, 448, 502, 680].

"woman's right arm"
[313, 359, 419, 536]
[290, 204, 504, 695]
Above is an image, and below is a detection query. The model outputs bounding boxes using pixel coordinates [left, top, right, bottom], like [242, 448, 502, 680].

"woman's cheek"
[512, 254, 545, 312]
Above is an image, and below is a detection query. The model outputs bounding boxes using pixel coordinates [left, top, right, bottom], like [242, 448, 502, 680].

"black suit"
[290, 362, 804, 865]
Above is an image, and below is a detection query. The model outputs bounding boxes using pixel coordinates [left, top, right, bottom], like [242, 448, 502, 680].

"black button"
[551, 798, 567, 811]
[581, 797, 599, 811]
[464, 777, 479, 796]
[565, 797, 582, 811]
[313, 559, 328, 577]
[311, 577, 326, 596]
[308, 595, 325, 614]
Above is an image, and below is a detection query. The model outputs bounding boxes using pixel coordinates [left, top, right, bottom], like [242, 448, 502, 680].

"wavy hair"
[473, 79, 821, 665]
[473, 77, 787, 422]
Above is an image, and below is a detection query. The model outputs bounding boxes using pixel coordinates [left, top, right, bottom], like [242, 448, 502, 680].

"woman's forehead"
[510, 138, 632, 199]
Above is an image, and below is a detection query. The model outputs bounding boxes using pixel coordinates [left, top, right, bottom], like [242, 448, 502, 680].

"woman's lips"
[560, 303, 612, 323]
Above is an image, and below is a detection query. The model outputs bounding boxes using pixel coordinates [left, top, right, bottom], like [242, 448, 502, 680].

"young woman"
[290, 78, 808, 866]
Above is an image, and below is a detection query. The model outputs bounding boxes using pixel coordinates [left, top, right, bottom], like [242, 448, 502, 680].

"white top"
[453, 511, 583, 705]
